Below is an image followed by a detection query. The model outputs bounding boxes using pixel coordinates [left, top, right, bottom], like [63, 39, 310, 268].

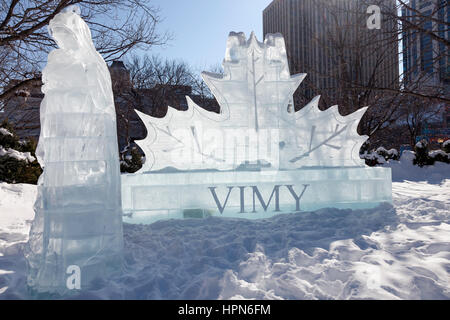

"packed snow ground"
[0, 163, 449, 299]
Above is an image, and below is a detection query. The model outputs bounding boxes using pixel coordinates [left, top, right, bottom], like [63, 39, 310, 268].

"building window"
[419, 1, 431, 9]
[420, 10, 433, 74]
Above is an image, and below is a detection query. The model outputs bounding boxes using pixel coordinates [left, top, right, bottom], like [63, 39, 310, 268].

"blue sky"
[145, 0, 273, 69]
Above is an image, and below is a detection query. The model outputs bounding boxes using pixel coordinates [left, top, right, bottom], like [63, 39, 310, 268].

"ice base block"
[121, 167, 392, 224]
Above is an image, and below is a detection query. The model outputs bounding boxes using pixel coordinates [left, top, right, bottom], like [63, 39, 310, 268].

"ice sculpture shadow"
[0, 204, 397, 300]
[392, 163, 450, 185]
[391, 170, 450, 185]
[384, 153, 450, 185]
[108, 203, 397, 300]
[0, 252, 28, 300]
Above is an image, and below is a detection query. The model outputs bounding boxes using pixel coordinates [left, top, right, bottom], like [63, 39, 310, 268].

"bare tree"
[0, 0, 170, 104]
[371, 0, 449, 102]
[290, 0, 403, 140]
[399, 96, 445, 147]
[128, 55, 193, 90]
[289, 0, 448, 150]
[190, 63, 223, 109]
[126, 55, 193, 116]
[125, 55, 222, 114]
[112, 56, 222, 156]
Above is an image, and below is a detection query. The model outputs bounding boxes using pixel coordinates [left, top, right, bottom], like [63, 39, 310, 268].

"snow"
[444, 140, 450, 148]
[429, 150, 450, 161]
[430, 150, 448, 157]
[388, 149, 399, 157]
[375, 147, 398, 157]
[383, 150, 449, 184]
[0, 162, 449, 299]
[0, 146, 36, 163]
[416, 141, 426, 149]
[0, 183, 36, 256]
[0, 128, 13, 137]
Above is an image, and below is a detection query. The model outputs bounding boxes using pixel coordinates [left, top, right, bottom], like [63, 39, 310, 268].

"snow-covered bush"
[360, 151, 386, 166]
[360, 140, 450, 167]
[418, 139, 450, 164]
[429, 149, 450, 164]
[414, 139, 434, 167]
[360, 143, 399, 166]
[427, 140, 450, 164]
[443, 139, 450, 153]
[0, 126, 17, 149]
[375, 147, 399, 161]
[0, 121, 42, 184]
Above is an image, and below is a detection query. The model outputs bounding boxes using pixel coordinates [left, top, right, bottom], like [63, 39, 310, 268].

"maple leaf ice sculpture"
[281, 96, 368, 168]
[135, 32, 368, 172]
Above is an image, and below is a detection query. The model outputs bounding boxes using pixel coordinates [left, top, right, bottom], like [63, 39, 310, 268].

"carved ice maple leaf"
[280, 96, 368, 168]
[135, 97, 234, 172]
[133, 32, 369, 173]
[202, 32, 306, 131]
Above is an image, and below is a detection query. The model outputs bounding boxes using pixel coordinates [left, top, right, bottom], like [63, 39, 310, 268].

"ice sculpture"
[136, 32, 307, 171]
[134, 33, 369, 171]
[25, 6, 123, 295]
[122, 32, 392, 224]
[280, 96, 369, 168]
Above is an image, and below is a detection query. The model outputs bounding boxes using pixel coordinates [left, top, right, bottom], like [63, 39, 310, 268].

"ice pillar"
[25, 6, 123, 295]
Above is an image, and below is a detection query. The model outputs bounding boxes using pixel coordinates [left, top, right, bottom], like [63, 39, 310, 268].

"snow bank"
[0, 178, 449, 300]
[383, 151, 450, 183]
[1, 156, 449, 299]
[0, 183, 36, 255]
